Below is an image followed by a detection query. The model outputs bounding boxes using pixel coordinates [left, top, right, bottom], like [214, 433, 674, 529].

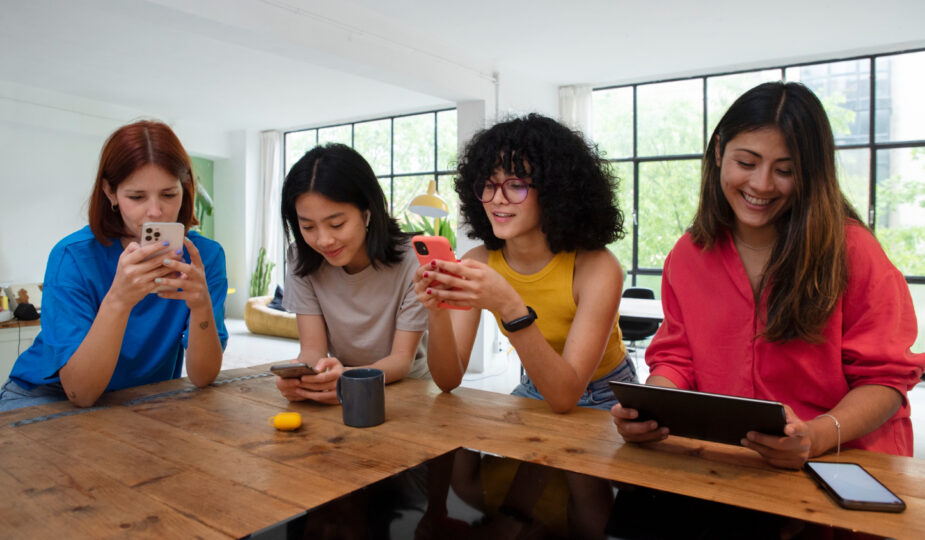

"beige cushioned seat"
[244, 295, 299, 339]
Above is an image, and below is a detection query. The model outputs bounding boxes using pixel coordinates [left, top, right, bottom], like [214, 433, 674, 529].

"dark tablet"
[609, 381, 787, 446]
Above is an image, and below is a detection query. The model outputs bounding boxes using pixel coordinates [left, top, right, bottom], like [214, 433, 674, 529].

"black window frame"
[594, 47, 925, 287]
[283, 107, 458, 215]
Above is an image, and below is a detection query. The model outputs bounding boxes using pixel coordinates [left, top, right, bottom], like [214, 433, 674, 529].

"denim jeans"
[0, 379, 68, 412]
[511, 356, 639, 411]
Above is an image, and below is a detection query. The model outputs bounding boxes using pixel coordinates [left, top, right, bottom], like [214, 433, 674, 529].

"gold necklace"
[733, 233, 774, 251]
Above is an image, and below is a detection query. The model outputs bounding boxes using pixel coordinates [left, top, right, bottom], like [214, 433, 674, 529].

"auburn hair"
[690, 82, 864, 343]
[88, 120, 197, 244]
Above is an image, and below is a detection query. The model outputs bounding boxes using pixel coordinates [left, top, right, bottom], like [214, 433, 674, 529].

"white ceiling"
[2, 0, 923, 133]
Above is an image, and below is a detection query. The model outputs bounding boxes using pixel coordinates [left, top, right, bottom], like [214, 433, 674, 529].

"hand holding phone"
[412, 235, 470, 310]
[269, 362, 320, 378]
[804, 461, 905, 512]
[141, 222, 185, 293]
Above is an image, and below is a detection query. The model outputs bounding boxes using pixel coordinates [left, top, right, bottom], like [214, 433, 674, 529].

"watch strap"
[501, 306, 537, 333]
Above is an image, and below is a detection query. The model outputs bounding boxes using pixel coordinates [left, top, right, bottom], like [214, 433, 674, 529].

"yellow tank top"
[487, 250, 626, 381]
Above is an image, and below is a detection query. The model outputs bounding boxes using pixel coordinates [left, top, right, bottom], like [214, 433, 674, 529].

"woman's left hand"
[156, 238, 212, 312]
[414, 259, 517, 314]
[741, 405, 812, 469]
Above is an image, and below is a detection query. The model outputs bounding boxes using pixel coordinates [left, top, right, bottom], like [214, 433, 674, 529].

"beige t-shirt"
[282, 243, 429, 379]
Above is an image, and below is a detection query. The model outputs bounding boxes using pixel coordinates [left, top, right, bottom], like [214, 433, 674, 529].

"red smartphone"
[411, 235, 469, 310]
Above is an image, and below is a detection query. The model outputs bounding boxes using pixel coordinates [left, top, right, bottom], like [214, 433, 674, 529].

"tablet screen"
[609, 381, 786, 446]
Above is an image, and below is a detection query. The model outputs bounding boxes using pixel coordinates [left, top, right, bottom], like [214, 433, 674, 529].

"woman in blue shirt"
[0, 120, 228, 411]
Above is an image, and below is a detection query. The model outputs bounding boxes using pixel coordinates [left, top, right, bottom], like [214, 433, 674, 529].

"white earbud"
[364, 212, 371, 227]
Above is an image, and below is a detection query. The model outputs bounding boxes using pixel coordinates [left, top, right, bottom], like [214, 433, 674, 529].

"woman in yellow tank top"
[412, 114, 637, 413]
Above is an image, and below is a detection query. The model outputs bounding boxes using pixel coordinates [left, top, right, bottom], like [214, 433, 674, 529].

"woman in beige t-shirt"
[275, 143, 428, 405]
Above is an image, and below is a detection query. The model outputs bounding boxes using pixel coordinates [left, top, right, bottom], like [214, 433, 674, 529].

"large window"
[284, 109, 459, 231]
[594, 50, 925, 351]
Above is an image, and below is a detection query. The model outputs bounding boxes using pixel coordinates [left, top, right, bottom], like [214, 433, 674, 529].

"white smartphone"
[141, 222, 185, 292]
[804, 461, 906, 513]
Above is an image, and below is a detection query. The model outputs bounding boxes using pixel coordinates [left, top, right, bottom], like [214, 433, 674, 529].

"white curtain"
[255, 130, 284, 293]
[558, 84, 593, 136]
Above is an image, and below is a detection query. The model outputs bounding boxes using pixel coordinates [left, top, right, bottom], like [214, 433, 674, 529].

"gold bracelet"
[817, 413, 841, 457]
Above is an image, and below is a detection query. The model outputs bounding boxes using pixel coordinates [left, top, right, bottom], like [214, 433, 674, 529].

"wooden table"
[619, 297, 664, 323]
[1, 364, 922, 538]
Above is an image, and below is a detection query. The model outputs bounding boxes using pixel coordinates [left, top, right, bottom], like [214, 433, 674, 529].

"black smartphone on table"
[804, 461, 905, 513]
[269, 362, 319, 378]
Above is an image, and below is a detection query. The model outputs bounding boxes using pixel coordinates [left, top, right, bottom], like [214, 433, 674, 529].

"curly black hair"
[456, 113, 624, 252]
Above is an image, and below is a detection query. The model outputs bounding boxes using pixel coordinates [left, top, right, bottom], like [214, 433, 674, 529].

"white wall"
[0, 85, 230, 287]
[214, 130, 260, 319]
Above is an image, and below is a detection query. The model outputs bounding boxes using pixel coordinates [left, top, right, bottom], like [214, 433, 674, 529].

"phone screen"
[804, 461, 905, 512]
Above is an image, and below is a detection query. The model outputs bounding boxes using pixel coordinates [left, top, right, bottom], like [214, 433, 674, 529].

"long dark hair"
[89, 120, 197, 244]
[691, 81, 863, 342]
[456, 113, 624, 252]
[281, 143, 408, 276]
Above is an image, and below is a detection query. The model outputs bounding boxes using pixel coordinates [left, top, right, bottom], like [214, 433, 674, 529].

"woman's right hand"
[275, 357, 345, 405]
[610, 403, 669, 443]
[106, 241, 181, 310]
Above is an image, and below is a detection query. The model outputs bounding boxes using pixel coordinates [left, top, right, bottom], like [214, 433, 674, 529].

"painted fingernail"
[423, 272, 429, 278]
[426, 289, 432, 295]
[430, 261, 437, 269]
[162, 240, 169, 246]
[163, 259, 171, 265]
[175, 249, 183, 255]
[155, 278, 163, 284]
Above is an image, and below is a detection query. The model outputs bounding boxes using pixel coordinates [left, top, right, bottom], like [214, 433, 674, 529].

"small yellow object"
[269, 412, 302, 431]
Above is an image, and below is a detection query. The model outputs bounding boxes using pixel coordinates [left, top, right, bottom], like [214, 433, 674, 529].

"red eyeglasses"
[473, 177, 535, 204]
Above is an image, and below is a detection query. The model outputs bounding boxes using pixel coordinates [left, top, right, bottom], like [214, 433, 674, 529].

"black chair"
[619, 287, 661, 363]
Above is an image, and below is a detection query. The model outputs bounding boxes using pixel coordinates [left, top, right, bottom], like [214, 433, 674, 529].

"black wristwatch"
[501, 306, 537, 333]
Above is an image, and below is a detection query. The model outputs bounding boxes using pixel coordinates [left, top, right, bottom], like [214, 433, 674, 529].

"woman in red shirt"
[611, 81, 924, 469]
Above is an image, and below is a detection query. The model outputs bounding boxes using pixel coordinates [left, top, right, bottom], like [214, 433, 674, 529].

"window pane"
[354, 119, 392, 176]
[836, 148, 870, 220]
[285, 129, 316, 174]
[875, 148, 925, 276]
[634, 274, 663, 301]
[707, 70, 782, 136]
[637, 79, 703, 157]
[909, 283, 925, 353]
[437, 110, 458, 171]
[786, 59, 870, 145]
[318, 124, 352, 146]
[438, 173, 459, 236]
[875, 51, 925, 143]
[394, 114, 435, 174]
[607, 161, 634, 273]
[593, 87, 634, 159]
[638, 159, 701, 268]
[393, 175, 434, 223]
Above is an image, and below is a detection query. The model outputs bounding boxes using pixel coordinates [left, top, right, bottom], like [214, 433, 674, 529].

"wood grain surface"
[1, 364, 921, 538]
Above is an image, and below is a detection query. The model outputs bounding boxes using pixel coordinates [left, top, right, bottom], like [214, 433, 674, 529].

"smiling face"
[295, 192, 370, 274]
[103, 164, 183, 243]
[482, 166, 541, 242]
[717, 127, 795, 244]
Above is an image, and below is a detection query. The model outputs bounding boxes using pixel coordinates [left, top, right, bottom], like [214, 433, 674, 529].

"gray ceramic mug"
[336, 368, 385, 427]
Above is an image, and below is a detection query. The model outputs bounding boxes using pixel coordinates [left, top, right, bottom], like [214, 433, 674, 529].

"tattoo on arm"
[199, 321, 209, 330]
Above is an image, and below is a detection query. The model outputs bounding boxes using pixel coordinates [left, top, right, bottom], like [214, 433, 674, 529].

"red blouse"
[647, 223, 924, 455]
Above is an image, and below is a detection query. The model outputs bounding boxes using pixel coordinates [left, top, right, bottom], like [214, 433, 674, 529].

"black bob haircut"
[456, 113, 625, 252]
[281, 143, 410, 277]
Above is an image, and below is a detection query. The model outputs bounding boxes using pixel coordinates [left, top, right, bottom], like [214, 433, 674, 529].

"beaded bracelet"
[817, 413, 841, 457]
